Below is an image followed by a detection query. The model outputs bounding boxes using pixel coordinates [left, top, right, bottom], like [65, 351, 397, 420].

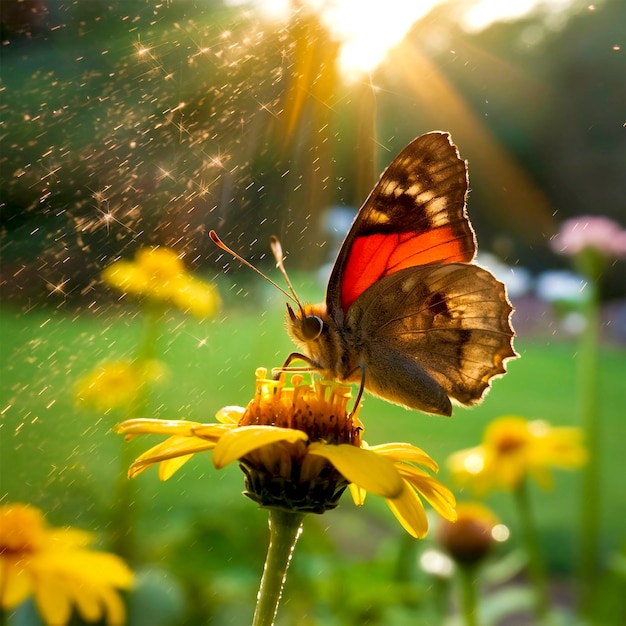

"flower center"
[495, 433, 528, 455]
[237, 370, 363, 514]
[240, 371, 362, 445]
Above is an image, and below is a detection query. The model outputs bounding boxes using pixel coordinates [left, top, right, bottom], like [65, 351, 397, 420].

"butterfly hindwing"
[327, 132, 476, 316]
[345, 263, 516, 414]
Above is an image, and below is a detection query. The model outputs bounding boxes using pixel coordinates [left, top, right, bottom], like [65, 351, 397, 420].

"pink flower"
[551, 216, 626, 259]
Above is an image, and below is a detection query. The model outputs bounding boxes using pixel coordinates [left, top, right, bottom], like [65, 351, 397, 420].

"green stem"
[253, 509, 305, 626]
[514, 479, 550, 621]
[110, 438, 141, 561]
[137, 303, 163, 364]
[393, 531, 418, 583]
[458, 564, 479, 626]
[577, 275, 600, 614]
[111, 302, 164, 561]
[131, 302, 163, 418]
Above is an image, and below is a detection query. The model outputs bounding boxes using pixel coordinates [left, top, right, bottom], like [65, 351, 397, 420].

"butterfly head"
[286, 302, 326, 344]
[209, 230, 330, 351]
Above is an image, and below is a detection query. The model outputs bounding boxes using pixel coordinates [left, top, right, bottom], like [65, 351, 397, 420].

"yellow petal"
[114, 419, 204, 437]
[366, 442, 439, 472]
[34, 573, 72, 626]
[0, 561, 32, 609]
[215, 406, 246, 424]
[484, 416, 531, 447]
[172, 278, 221, 318]
[386, 483, 429, 539]
[398, 466, 457, 521]
[307, 443, 403, 499]
[102, 261, 145, 294]
[71, 580, 101, 623]
[47, 527, 94, 549]
[348, 483, 366, 506]
[158, 455, 194, 481]
[37, 550, 133, 590]
[128, 436, 217, 479]
[212, 426, 308, 469]
[66, 574, 128, 626]
[497, 456, 526, 490]
[69, 552, 134, 589]
[536, 428, 587, 470]
[100, 585, 126, 626]
[447, 446, 485, 476]
[191, 423, 237, 440]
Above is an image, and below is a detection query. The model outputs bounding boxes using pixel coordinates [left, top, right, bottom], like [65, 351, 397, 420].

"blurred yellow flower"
[0, 503, 133, 626]
[115, 368, 456, 538]
[102, 247, 220, 317]
[74, 359, 167, 412]
[447, 416, 587, 495]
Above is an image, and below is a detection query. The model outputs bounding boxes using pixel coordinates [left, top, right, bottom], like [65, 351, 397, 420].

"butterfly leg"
[349, 364, 366, 419]
[271, 352, 318, 379]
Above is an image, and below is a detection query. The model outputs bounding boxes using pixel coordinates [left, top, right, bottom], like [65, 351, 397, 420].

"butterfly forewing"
[327, 132, 476, 315]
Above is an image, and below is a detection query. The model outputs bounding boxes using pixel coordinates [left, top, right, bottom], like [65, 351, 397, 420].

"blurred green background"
[1, 0, 625, 624]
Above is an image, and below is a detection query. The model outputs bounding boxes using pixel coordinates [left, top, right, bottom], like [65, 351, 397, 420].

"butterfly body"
[284, 132, 516, 416]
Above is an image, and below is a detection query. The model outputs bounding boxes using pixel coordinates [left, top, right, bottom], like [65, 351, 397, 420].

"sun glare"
[241, 0, 449, 77]
[246, 0, 583, 78]
[318, 0, 444, 78]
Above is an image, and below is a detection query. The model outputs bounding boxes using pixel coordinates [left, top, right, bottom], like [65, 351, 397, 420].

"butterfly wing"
[326, 132, 476, 318]
[345, 263, 516, 415]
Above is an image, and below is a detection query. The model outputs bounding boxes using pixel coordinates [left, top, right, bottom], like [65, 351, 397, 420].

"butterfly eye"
[301, 315, 323, 341]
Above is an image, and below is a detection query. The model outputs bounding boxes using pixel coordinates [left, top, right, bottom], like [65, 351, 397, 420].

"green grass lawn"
[1, 297, 625, 623]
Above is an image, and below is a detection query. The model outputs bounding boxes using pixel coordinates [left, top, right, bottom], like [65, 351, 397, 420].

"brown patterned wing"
[326, 132, 476, 317]
[346, 263, 516, 415]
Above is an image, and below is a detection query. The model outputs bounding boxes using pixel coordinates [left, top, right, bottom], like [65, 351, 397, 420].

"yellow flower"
[115, 369, 457, 538]
[74, 359, 167, 412]
[437, 502, 503, 565]
[102, 247, 220, 317]
[447, 416, 587, 495]
[0, 503, 133, 626]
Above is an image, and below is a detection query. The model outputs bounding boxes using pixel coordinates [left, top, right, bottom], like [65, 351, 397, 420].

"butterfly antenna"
[270, 235, 305, 311]
[209, 230, 298, 305]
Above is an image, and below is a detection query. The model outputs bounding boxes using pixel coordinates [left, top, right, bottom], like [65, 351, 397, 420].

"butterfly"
[211, 131, 516, 416]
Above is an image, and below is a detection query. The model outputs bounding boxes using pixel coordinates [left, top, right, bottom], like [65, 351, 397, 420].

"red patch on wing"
[340, 226, 466, 312]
